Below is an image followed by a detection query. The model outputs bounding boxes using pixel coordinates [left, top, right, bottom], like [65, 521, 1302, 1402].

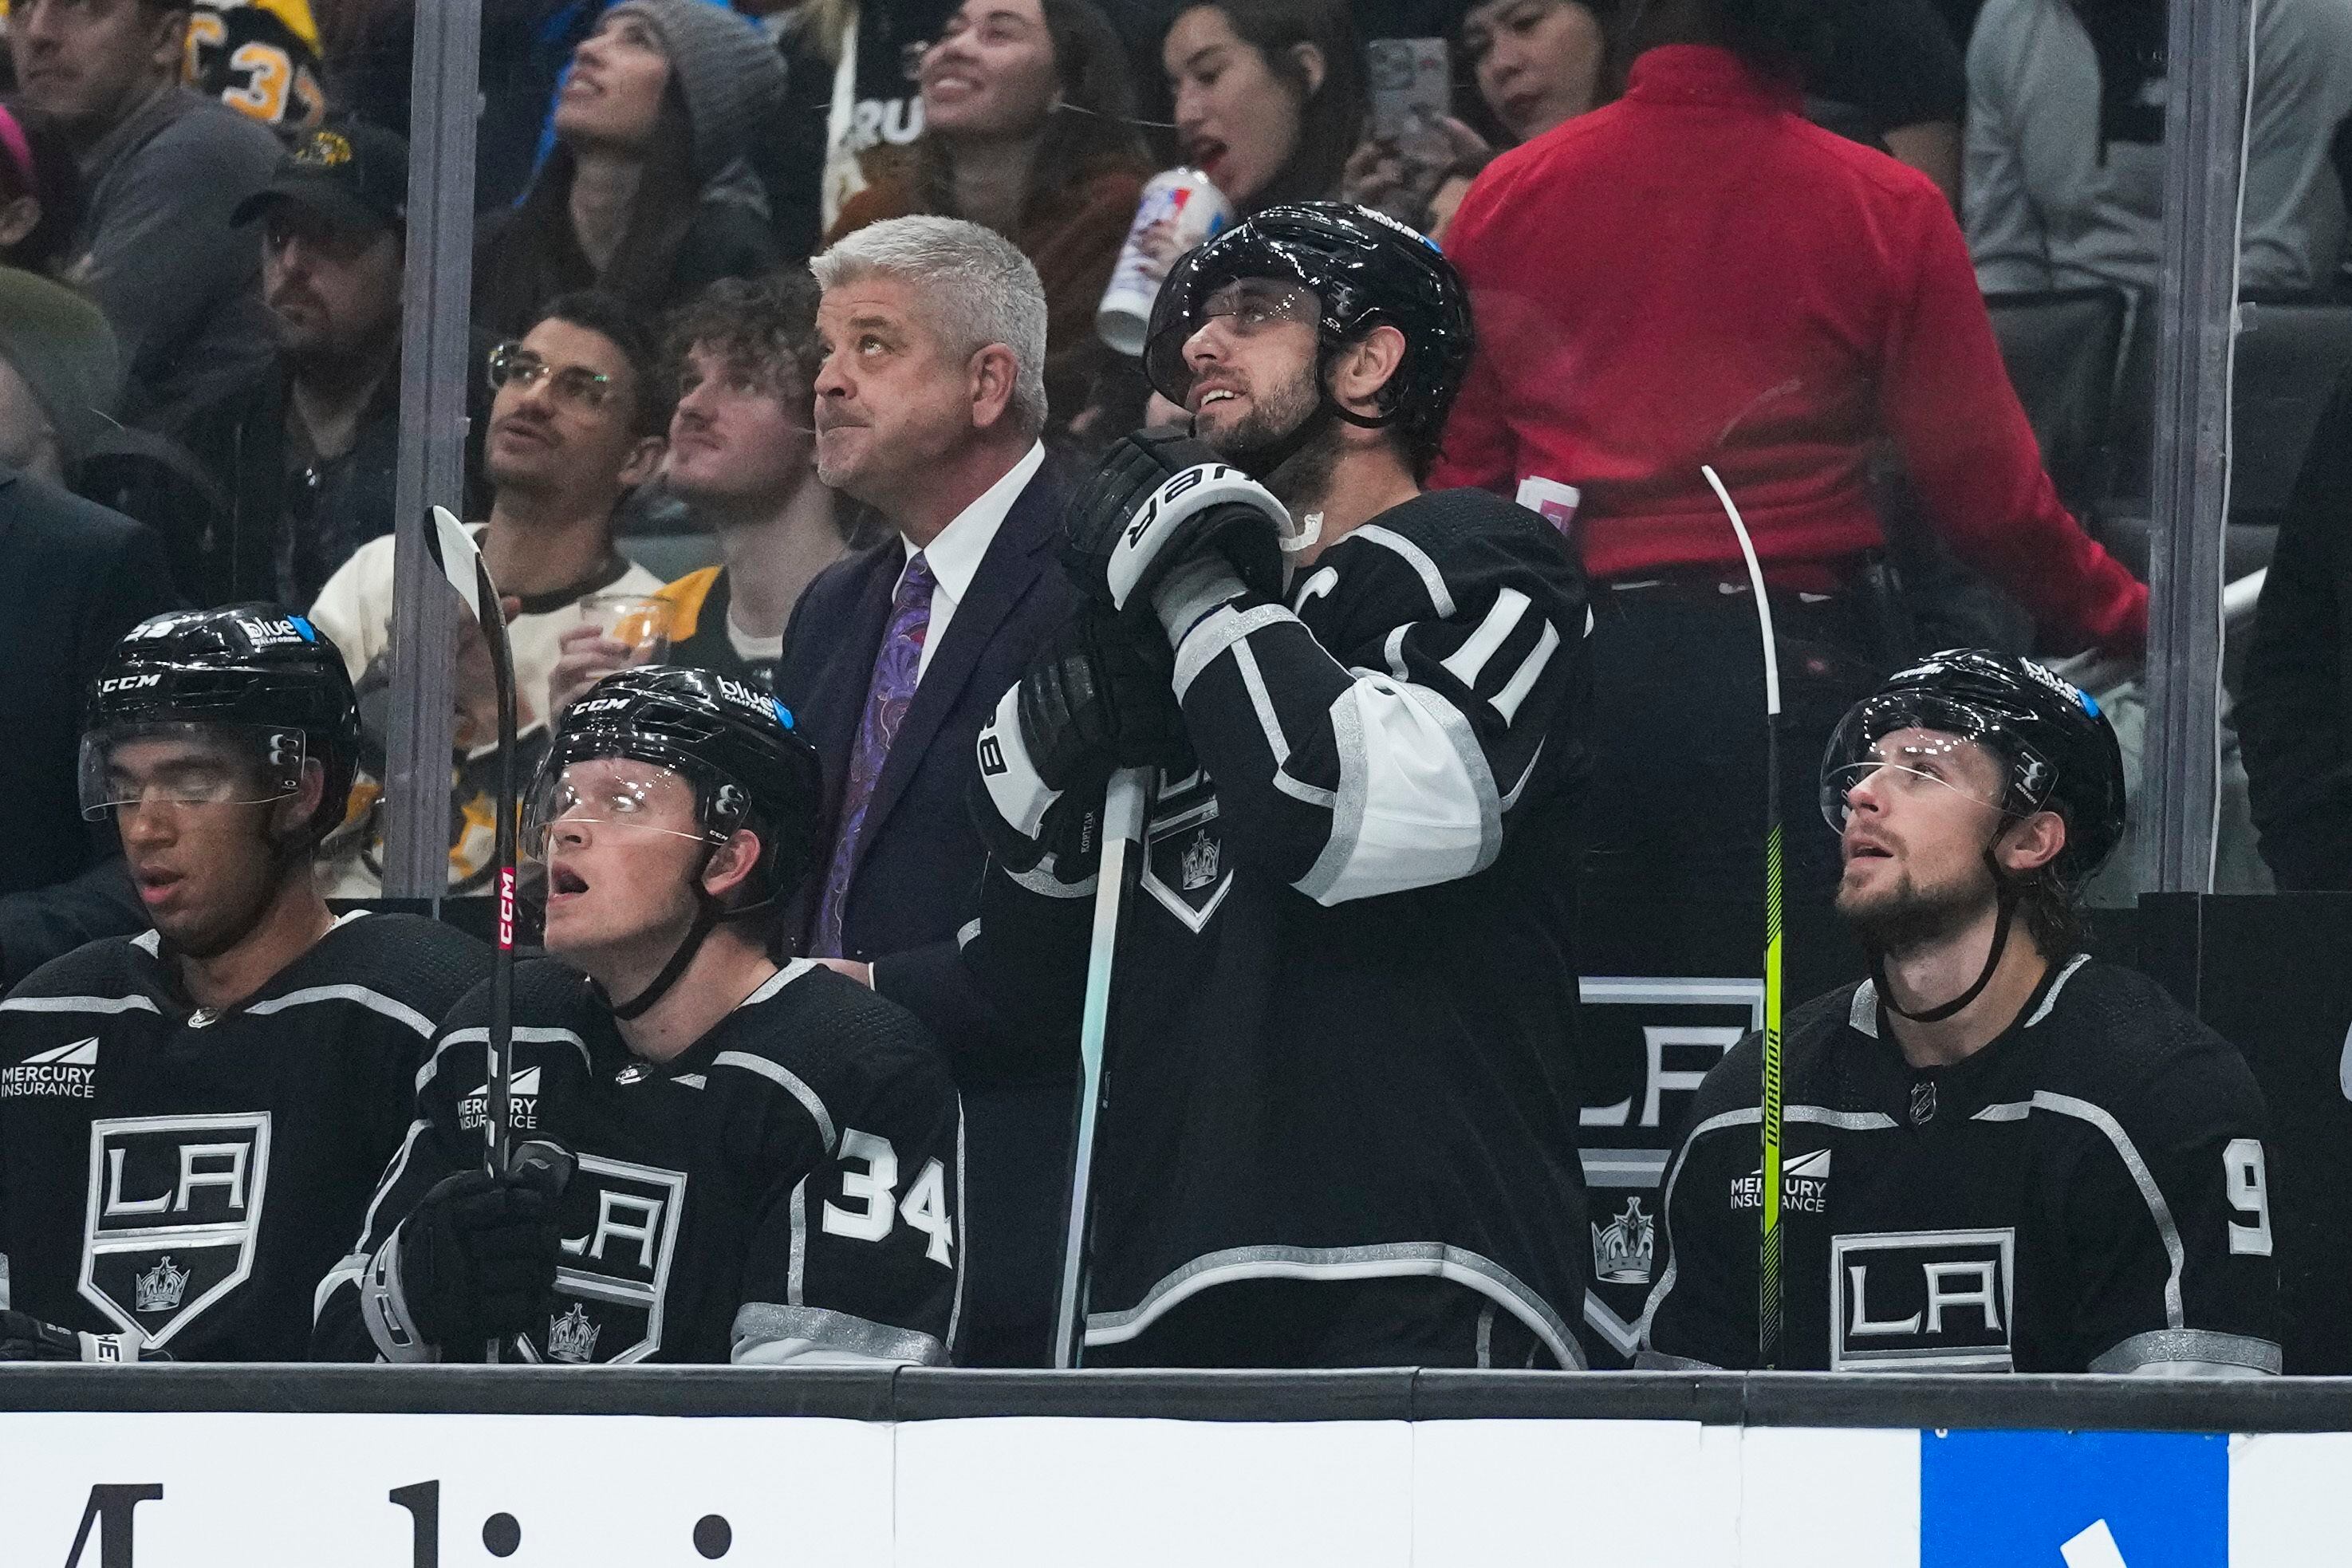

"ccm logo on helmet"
[97, 673, 163, 695]
[573, 696, 631, 716]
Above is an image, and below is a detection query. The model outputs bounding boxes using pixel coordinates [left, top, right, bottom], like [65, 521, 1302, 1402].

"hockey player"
[965, 203, 1594, 1367]
[1640, 651, 2280, 1375]
[0, 606, 488, 1361]
[314, 666, 963, 1365]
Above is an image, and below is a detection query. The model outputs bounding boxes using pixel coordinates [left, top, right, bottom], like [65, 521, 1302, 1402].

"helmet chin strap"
[604, 841, 778, 1022]
[1873, 847, 2020, 1025]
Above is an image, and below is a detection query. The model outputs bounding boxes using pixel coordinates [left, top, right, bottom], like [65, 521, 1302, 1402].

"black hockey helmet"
[80, 605, 360, 847]
[524, 664, 822, 904]
[1141, 200, 1475, 471]
[1820, 648, 2127, 881]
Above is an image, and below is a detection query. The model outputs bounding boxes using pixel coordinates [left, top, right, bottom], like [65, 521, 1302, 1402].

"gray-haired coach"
[772, 215, 1081, 1366]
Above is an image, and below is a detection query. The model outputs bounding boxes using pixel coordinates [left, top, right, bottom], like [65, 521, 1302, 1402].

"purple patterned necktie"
[811, 552, 936, 958]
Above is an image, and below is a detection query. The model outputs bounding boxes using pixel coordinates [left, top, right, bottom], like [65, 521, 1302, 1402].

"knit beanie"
[0, 270, 122, 467]
[604, 0, 788, 184]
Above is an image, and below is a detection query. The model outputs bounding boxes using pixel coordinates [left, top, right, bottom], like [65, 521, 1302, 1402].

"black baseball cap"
[232, 122, 409, 235]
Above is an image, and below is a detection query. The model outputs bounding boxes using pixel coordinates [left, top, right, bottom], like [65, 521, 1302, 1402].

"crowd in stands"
[0, 0, 2348, 1357]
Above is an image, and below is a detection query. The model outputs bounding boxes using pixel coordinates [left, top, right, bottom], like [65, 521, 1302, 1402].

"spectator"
[0, 99, 82, 274]
[4, 0, 281, 426]
[1434, 0, 2147, 1001]
[1967, 0, 2352, 297]
[766, 0, 960, 258]
[827, 0, 1152, 447]
[553, 272, 849, 707]
[183, 0, 325, 128]
[780, 215, 1078, 1365]
[1460, 0, 1608, 144]
[0, 264, 120, 483]
[0, 464, 177, 988]
[172, 122, 408, 611]
[2240, 369, 2352, 892]
[1809, 0, 1965, 207]
[472, 0, 788, 339]
[309, 292, 668, 897]
[1164, 0, 1366, 215]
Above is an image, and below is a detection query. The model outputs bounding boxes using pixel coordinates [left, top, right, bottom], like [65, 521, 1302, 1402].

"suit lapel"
[854, 471, 1059, 858]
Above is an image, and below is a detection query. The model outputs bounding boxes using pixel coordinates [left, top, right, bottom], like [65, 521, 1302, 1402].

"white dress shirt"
[899, 439, 1046, 684]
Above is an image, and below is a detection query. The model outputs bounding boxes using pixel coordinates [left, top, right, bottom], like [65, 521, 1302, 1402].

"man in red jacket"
[1433, 0, 2145, 998]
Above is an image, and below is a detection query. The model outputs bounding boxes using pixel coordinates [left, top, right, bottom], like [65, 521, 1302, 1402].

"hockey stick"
[422, 506, 521, 1364]
[1052, 764, 1152, 1369]
[1701, 466, 1786, 1369]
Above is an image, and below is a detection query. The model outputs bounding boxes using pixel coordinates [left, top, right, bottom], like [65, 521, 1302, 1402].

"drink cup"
[578, 593, 674, 664]
[1097, 167, 1235, 358]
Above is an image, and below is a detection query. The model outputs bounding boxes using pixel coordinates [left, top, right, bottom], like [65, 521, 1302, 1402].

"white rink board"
[0, 1412, 2337, 1565]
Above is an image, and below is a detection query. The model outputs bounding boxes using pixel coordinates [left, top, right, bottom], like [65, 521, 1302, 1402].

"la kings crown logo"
[519, 1152, 686, 1365]
[80, 1113, 270, 1348]
[1142, 768, 1233, 932]
[1592, 1196, 1655, 1285]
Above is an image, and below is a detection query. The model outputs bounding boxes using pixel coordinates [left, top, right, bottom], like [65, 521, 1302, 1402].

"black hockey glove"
[1062, 430, 1288, 624]
[0, 1309, 152, 1362]
[974, 609, 1188, 884]
[397, 1141, 570, 1351]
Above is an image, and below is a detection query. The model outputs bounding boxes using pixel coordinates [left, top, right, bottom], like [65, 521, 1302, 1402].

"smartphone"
[1515, 475, 1582, 538]
[1367, 38, 1452, 142]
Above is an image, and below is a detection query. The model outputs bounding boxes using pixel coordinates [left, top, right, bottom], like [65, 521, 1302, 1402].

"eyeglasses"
[487, 342, 617, 412]
[1199, 282, 1321, 334]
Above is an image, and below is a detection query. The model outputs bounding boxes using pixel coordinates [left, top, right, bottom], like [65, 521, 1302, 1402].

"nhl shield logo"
[518, 1152, 685, 1366]
[1141, 770, 1234, 932]
[1591, 1195, 1655, 1285]
[80, 1113, 271, 1349]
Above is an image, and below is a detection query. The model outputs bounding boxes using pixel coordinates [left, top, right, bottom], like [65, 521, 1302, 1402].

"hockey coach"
[965, 203, 1594, 1368]
[1640, 652, 2281, 1375]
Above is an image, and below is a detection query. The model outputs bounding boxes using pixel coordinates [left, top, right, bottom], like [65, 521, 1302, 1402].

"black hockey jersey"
[1640, 956, 2281, 1374]
[0, 913, 486, 1360]
[314, 958, 963, 1366]
[967, 487, 1593, 1365]
[185, 0, 327, 128]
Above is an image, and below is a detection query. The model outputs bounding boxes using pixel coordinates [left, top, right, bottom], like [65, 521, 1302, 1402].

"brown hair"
[473, 83, 705, 337]
[1175, 0, 1366, 213]
[906, 0, 1151, 233]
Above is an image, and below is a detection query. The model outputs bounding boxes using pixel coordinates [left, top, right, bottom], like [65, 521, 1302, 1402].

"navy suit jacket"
[773, 459, 1079, 1363]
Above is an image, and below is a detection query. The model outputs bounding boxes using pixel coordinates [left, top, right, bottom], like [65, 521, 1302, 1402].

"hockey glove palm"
[1062, 430, 1288, 624]
[397, 1153, 567, 1351]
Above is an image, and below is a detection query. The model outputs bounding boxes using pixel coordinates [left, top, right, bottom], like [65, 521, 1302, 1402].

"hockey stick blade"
[1053, 766, 1150, 1369]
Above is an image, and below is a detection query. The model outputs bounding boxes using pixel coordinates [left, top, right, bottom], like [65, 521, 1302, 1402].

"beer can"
[1097, 167, 1234, 358]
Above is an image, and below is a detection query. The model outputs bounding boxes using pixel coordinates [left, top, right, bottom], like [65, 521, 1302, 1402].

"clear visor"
[77, 723, 308, 822]
[522, 756, 715, 861]
[1819, 695, 2051, 834]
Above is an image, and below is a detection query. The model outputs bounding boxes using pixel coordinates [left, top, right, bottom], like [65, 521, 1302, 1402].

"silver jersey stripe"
[1850, 982, 1879, 1036]
[731, 1302, 947, 1365]
[2090, 1327, 2283, 1375]
[2022, 952, 2093, 1027]
[1350, 524, 1456, 617]
[0, 993, 160, 1016]
[351, 1117, 430, 1271]
[2009, 1089, 2189, 1328]
[945, 1096, 968, 1357]
[1294, 684, 1372, 903]
[1634, 1347, 1724, 1372]
[314, 1254, 366, 1323]
[1008, 856, 1097, 900]
[1174, 603, 1294, 702]
[743, 959, 820, 1008]
[1082, 1241, 1586, 1370]
[712, 1050, 837, 1155]
[786, 1176, 810, 1306]
[246, 983, 435, 1038]
[420, 1025, 593, 1095]
[1634, 1103, 1899, 1350]
[1229, 634, 1290, 766]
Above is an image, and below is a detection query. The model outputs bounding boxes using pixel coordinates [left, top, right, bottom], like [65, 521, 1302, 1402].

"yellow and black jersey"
[187, 0, 326, 128]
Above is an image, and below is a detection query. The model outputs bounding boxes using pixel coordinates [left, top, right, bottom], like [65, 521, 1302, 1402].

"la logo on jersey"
[1830, 1227, 2015, 1372]
[2, 1037, 99, 1098]
[521, 1152, 685, 1365]
[458, 1066, 541, 1133]
[78, 1113, 270, 1348]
